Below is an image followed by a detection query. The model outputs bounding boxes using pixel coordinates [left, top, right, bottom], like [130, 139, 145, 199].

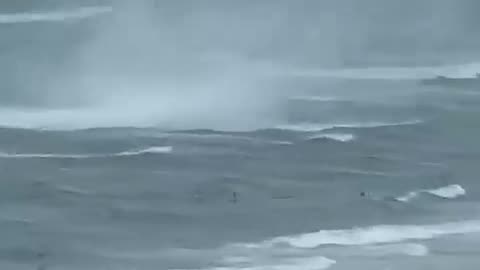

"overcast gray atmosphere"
[1, 1, 480, 269]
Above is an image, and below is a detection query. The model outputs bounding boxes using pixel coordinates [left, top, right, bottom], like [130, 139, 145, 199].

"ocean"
[1, 1, 480, 269]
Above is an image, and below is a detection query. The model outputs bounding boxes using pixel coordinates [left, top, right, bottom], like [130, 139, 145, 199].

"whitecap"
[289, 96, 342, 102]
[266, 219, 480, 248]
[116, 146, 173, 156]
[287, 62, 480, 80]
[174, 256, 336, 270]
[275, 120, 422, 132]
[0, 6, 113, 24]
[0, 146, 172, 159]
[427, 184, 466, 198]
[269, 140, 294, 145]
[396, 184, 466, 202]
[0, 152, 93, 159]
[309, 133, 355, 142]
[362, 243, 429, 257]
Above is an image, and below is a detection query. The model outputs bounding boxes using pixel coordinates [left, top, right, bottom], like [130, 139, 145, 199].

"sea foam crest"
[276, 120, 422, 132]
[308, 133, 356, 142]
[396, 184, 466, 202]
[0, 146, 172, 159]
[174, 256, 336, 270]
[289, 62, 480, 79]
[0, 6, 113, 24]
[362, 243, 429, 257]
[266, 219, 480, 248]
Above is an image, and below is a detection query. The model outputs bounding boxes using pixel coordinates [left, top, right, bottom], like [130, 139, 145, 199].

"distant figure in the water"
[231, 191, 238, 203]
[359, 191, 399, 203]
[36, 251, 48, 270]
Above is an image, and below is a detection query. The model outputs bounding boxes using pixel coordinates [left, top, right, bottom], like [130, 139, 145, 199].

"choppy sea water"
[1, 3, 480, 270]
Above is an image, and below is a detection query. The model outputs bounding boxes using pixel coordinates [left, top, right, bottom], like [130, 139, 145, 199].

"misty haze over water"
[1, 1, 480, 269]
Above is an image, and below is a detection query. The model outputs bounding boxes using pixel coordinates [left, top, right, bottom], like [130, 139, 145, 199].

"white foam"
[276, 120, 422, 132]
[0, 152, 92, 159]
[395, 191, 418, 203]
[427, 184, 466, 198]
[362, 243, 429, 257]
[116, 146, 173, 156]
[177, 256, 336, 270]
[289, 96, 341, 102]
[269, 140, 294, 145]
[289, 62, 480, 80]
[309, 133, 356, 142]
[0, 146, 172, 159]
[396, 184, 466, 202]
[0, 6, 113, 24]
[266, 219, 480, 248]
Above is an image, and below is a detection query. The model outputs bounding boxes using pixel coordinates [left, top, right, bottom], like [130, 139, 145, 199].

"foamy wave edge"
[0, 146, 172, 159]
[308, 133, 356, 142]
[288, 62, 480, 79]
[396, 184, 466, 202]
[276, 119, 423, 132]
[0, 6, 113, 24]
[172, 256, 336, 270]
[263, 219, 480, 248]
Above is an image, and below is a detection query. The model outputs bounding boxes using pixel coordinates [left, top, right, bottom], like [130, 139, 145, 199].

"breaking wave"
[0, 6, 113, 24]
[360, 243, 429, 257]
[265, 219, 480, 248]
[0, 105, 423, 133]
[190, 256, 336, 270]
[396, 184, 466, 202]
[289, 62, 480, 80]
[276, 120, 422, 132]
[0, 146, 172, 159]
[308, 133, 356, 142]
[116, 146, 173, 156]
[289, 96, 342, 102]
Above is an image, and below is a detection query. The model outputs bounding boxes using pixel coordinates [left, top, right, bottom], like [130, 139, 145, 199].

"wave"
[0, 152, 92, 159]
[196, 221, 439, 269]
[308, 133, 356, 142]
[265, 219, 480, 248]
[56, 185, 92, 196]
[289, 96, 342, 102]
[0, 146, 172, 159]
[289, 62, 480, 80]
[116, 146, 173, 156]
[0, 107, 422, 133]
[0, 6, 113, 24]
[275, 119, 422, 132]
[175, 256, 336, 270]
[396, 184, 466, 202]
[362, 243, 429, 257]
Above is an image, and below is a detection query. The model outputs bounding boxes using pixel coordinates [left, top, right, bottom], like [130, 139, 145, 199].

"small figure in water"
[231, 191, 238, 203]
[360, 191, 366, 197]
[36, 251, 48, 270]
